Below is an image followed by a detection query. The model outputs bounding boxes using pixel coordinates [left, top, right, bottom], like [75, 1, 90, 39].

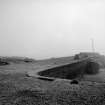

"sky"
[0, 0, 105, 59]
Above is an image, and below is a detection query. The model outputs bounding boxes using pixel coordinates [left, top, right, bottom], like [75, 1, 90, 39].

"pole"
[91, 38, 95, 52]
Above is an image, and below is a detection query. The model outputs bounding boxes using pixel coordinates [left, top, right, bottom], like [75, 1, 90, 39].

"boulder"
[70, 80, 79, 84]
[85, 61, 100, 75]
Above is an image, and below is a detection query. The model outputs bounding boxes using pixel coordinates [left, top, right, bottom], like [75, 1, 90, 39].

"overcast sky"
[0, 0, 105, 59]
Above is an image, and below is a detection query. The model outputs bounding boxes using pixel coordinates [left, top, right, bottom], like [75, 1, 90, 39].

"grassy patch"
[0, 72, 105, 105]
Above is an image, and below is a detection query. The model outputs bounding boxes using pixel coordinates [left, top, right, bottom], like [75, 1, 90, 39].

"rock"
[70, 80, 79, 84]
